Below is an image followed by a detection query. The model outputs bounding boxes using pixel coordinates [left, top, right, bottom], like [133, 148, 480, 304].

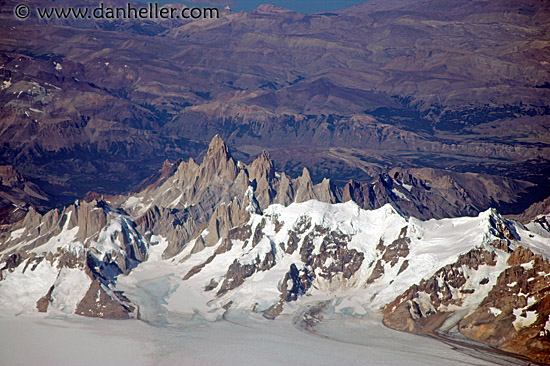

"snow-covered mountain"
[1, 137, 549, 363]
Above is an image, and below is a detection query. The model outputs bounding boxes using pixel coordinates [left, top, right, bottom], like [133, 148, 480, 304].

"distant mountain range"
[0, 0, 548, 213]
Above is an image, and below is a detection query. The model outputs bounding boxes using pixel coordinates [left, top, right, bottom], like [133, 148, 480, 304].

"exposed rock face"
[179, 201, 403, 320]
[36, 286, 54, 313]
[532, 215, 550, 236]
[300, 226, 364, 287]
[383, 212, 516, 329]
[0, 166, 24, 187]
[384, 247, 498, 332]
[129, 137, 251, 256]
[282, 263, 313, 302]
[0, 253, 21, 280]
[75, 280, 133, 319]
[264, 263, 314, 320]
[459, 247, 550, 364]
[172, 196, 550, 357]
[217, 252, 276, 297]
[0, 197, 148, 318]
[345, 169, 534, 221]
[126, 136, 346, 259]
[367, 228, 410, 283]
[116, 136, 538, 268]
[261, 224, 364, 319]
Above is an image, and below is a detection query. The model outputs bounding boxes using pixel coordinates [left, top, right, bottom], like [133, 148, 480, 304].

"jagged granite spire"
[201, 134, 238, 182]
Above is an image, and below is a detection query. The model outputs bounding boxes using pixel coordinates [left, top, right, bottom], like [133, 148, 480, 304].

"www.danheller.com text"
[14, 2, 220, 20]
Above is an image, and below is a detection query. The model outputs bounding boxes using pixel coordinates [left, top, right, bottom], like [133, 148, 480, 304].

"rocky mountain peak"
[1, 133, 550, 365]
[205, 134, 232, 162]
[248, 149, 275, 182]
[300, 167, 311, 180]
[201, 135, 238, 182]
[508, 196, 550, 224]
[134, 159, 183, 192]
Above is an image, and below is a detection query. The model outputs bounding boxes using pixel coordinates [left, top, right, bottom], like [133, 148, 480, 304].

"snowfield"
[0, 312, 524, 366]
[116, 202, 549, 321]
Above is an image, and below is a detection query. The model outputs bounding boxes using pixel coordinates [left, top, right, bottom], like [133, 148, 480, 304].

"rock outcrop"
[75, 280, 134, 319]
[459, 247, 550, 364]
[126, 136, 345, 258]
[0, 197, 147, 318]
[383, 213, 550, 364]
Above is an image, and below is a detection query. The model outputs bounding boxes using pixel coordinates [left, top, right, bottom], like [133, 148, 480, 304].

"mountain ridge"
[1, 136, 549, 363]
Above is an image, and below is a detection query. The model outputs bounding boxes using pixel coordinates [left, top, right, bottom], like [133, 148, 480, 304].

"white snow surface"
[49, 268, 92, 314]
[114, 201, 550, 321]
[148, 235, 169, 261]
[31, 212, 79, 255]
[0, 259, 58, 315]
[9, 228, 25, 241]
[2, 200, 549, 321]
[392, 188, 411, 201]
[0, 313, 512, 366]
[513, 309, 538, 330]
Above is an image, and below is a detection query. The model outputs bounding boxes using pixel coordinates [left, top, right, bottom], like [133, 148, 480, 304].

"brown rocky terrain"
[5, 136, 538, 323]
[75, 279, 134, 319]
[509, 196, 550, 224]
[383, 223, 550, 365]
[0, 136, 375, 319]
[0, 0, 548, 216]
[0, 165, 51, 224]
[459, 247, 550, 364]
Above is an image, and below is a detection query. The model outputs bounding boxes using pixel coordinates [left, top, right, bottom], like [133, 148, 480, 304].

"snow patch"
[149, 235, 169, 261]
[392, 188, 410, 201]
[0, 259, 57, 315]
[544, 317, 550, 335]
[32, 212, 79, 255]
[513, 309, 537, 330]
[521, 261, 534, 270]
[9, 228, 25, 241]
[50, 268, 92, 314]
[168, 192, 184, 208]
[1, 79, 12, 89]
[245, 186, 259, 214]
